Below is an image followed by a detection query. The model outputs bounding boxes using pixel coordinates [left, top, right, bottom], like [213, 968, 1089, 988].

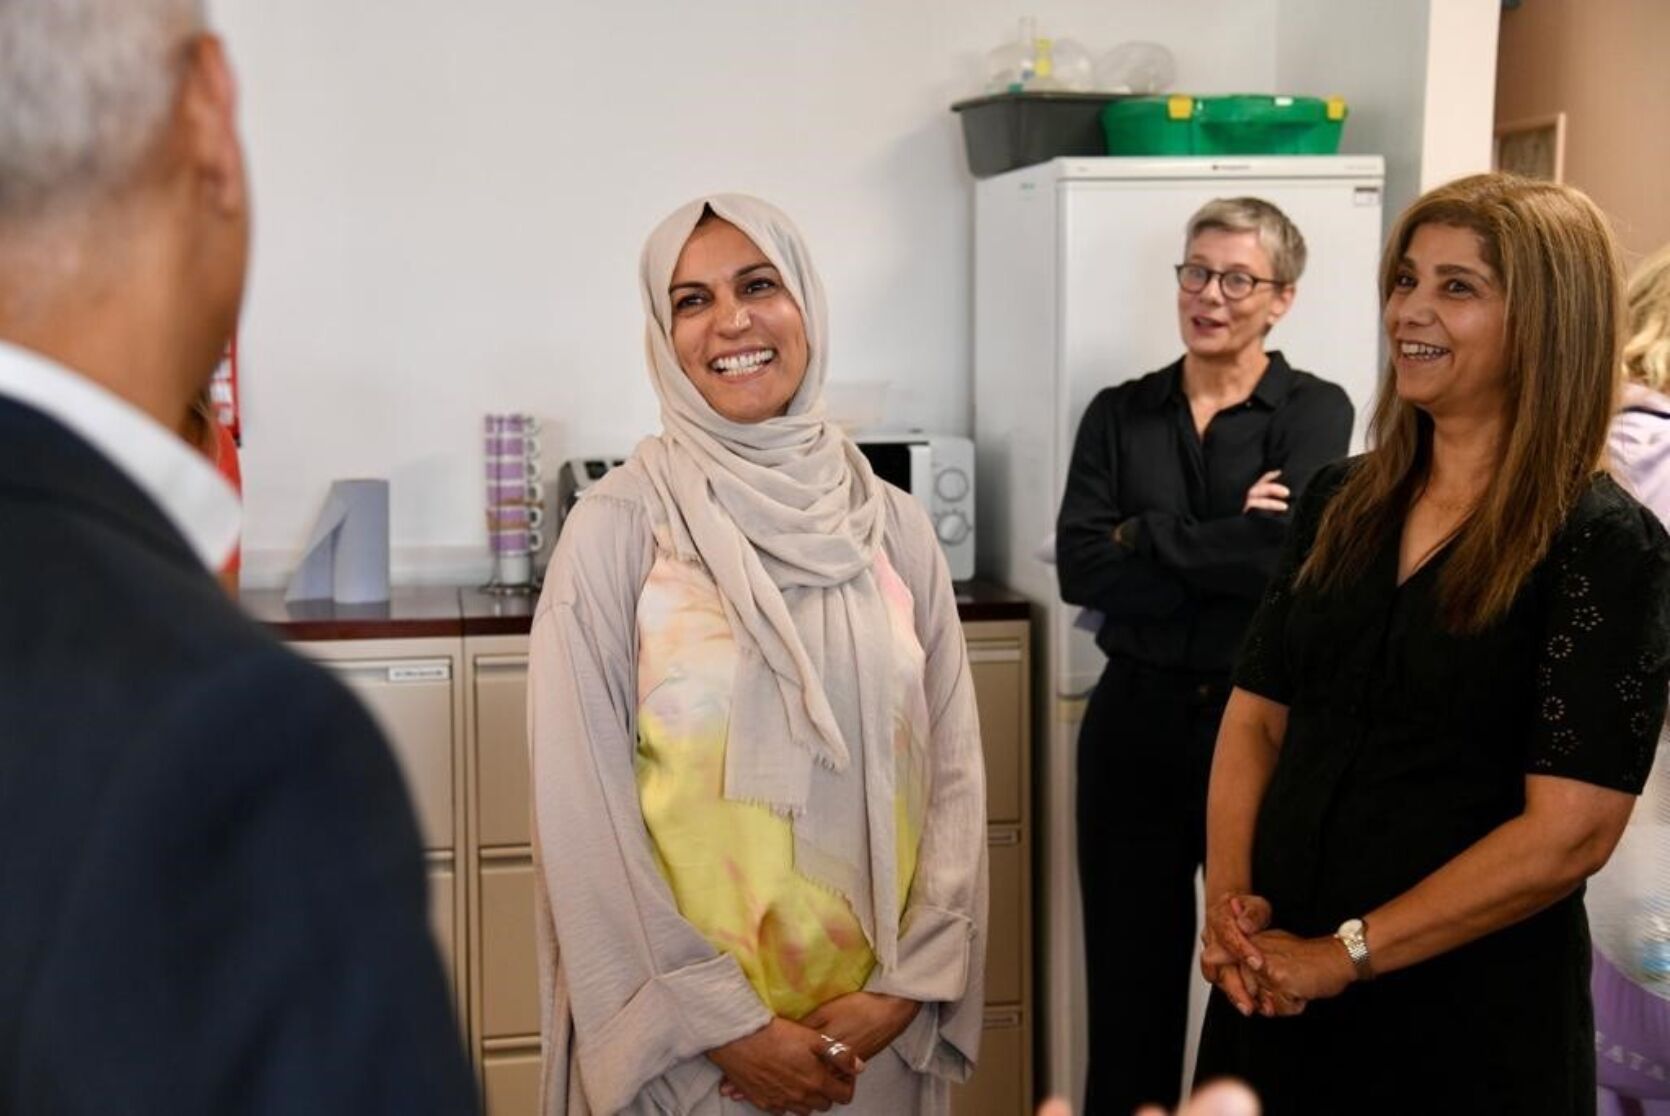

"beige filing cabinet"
[463, 633, 542, 1111]
[952, 617, 1034, 1116]
[290, 635, 470, 1018]
[259, 587, 1032, 1115]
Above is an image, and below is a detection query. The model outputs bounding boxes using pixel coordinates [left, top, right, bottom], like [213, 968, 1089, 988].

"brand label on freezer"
[388, 663, 451, 683]
[1354, 186, 1382, 206]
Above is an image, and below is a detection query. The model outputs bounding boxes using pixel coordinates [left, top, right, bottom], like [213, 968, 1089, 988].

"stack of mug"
[484, 414, 544, 590]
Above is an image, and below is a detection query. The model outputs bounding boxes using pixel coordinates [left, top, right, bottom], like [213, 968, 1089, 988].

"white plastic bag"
[1588, 722, 1670, 1000]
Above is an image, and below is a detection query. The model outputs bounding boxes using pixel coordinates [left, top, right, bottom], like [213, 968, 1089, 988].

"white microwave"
[853, 433, 975, 581]
[558, 435, 977, 581]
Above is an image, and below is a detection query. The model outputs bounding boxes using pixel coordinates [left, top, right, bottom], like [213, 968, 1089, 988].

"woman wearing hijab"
[528, 195, 988, 1116]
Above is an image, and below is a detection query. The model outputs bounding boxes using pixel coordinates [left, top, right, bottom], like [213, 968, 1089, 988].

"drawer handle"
[388, 663, 452, 683]
[988, 829, 1021, 847]
[967, 647, 1022, 664]
[327, 659, 453, 684]
[983, 1009, 1023, 1028]
[475, 655, 529, 673]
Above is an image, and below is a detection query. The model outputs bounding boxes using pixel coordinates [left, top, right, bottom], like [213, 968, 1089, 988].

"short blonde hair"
[1624, 244, 1670, 392]
[1184, 197, 1308, 284]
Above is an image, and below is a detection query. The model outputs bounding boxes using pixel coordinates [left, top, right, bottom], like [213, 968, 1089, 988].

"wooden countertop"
[459, 586, 540, 637]
[950, 579, 1031, 623]
[244, 579, 1029, 640]
[240, 585, 464, 641]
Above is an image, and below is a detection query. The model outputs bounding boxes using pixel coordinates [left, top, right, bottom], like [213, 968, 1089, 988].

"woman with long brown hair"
[1192, 174, 1670, 1113]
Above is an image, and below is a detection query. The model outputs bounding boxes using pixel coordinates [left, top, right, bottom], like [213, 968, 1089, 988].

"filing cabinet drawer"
[428, 863, 457, 989]
[483, 1047, 542, 1116]
[316, 655, 457, 850]
[474, 654, 532, 848]
[985, 829, 1024, 1006]
[951, 1009, 1027, 1116]
[480, 861, 540, 1039]
[968, 637, 1025, 825]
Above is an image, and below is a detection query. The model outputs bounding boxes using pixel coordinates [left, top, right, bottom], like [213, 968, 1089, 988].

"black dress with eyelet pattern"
[1194, 459, 1670, 1116]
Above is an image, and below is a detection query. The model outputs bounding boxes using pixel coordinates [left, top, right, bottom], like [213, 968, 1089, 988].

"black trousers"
[1077, 657, 1229, 1115]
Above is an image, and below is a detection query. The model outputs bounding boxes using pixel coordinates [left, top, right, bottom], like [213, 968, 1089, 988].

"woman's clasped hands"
[1199, 892, 1355, 1018]
[708, 1017, 863, 1115]
[710, 992, 918, 1113]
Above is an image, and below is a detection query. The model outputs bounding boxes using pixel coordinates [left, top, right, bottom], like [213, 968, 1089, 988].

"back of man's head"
[0, 0, 207, 225]
[0, 0, 247, 430]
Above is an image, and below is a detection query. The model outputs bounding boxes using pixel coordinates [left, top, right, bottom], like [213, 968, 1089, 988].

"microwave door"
[908, 443, 932, 501]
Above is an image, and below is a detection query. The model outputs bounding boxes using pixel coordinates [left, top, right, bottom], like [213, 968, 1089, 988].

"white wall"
[217, 0, 1280, 585]
[1275, 0, 1498, 237]
[1420, 0, 1498, 191]
[1275, 0, 1429, 235]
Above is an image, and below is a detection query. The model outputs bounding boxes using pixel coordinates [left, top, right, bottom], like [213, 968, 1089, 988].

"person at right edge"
[1054, 197, 1352, 1114]
[1195, 174, 1670, 1114]
[1586, 242, 1670, 1116]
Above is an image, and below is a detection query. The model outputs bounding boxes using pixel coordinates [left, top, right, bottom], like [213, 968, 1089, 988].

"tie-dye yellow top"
[634, 550, 929, 1021]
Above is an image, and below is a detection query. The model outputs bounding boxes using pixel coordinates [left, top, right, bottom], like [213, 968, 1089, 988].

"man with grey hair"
[0, 3, 476, 1111]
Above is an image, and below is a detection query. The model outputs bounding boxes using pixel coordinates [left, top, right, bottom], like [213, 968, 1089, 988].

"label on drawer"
[388, 662, 452, 683]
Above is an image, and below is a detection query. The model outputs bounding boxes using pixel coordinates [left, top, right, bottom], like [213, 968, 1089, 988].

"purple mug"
[485, 413, 537, 434]
[490, 526, 544, 555]
[487, 504, 544, 530]
[487, 458, 540, 482]
[487, 433, 541, 459]
[489, 481, 542, 507]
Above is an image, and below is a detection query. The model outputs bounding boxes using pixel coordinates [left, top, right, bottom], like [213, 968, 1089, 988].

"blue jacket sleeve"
[18, 649, 478, 1115]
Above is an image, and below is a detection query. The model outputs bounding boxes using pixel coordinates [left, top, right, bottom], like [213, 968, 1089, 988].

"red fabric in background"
[213, 419, 241, 579]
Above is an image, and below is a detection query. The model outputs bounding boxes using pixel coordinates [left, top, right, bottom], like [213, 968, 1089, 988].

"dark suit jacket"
[0, 397, 477, 1114]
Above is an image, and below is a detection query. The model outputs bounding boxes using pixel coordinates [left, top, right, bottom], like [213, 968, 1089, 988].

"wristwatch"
[1335, 917, 1374, 981]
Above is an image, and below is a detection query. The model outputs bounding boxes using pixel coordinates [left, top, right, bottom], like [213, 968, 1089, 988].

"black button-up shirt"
[1055, 350, 1353, 673]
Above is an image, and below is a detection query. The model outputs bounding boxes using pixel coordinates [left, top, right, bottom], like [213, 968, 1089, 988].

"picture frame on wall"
[1494, 113, 1566, 183]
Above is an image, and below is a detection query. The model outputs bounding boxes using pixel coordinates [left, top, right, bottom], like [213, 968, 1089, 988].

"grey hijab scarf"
[633, 194, 904, 967]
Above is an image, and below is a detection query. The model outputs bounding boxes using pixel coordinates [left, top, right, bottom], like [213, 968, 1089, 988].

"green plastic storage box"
[1100, 94, 1347, 156]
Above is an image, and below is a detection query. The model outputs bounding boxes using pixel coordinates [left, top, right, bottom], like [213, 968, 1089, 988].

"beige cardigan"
[527, 463, 988, 1115]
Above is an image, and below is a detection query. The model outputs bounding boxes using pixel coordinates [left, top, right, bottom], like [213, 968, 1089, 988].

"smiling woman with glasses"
[1054, 195, 1354, 1114]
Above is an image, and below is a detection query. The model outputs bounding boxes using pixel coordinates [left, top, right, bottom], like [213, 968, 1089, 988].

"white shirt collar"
[0, 338, 240, 570]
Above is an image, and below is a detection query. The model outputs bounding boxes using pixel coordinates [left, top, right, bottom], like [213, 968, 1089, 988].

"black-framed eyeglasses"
[1174, 263, 1283, 301]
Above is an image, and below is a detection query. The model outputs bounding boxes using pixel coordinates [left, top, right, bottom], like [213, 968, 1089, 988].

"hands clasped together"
[707, 992, 920, 1114]
[1199, 893, 1357, 1018]
[1035, 1078, 1260, 1116]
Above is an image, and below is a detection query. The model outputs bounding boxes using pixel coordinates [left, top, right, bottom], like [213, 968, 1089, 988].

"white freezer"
[972, 155, 1386, 1106]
